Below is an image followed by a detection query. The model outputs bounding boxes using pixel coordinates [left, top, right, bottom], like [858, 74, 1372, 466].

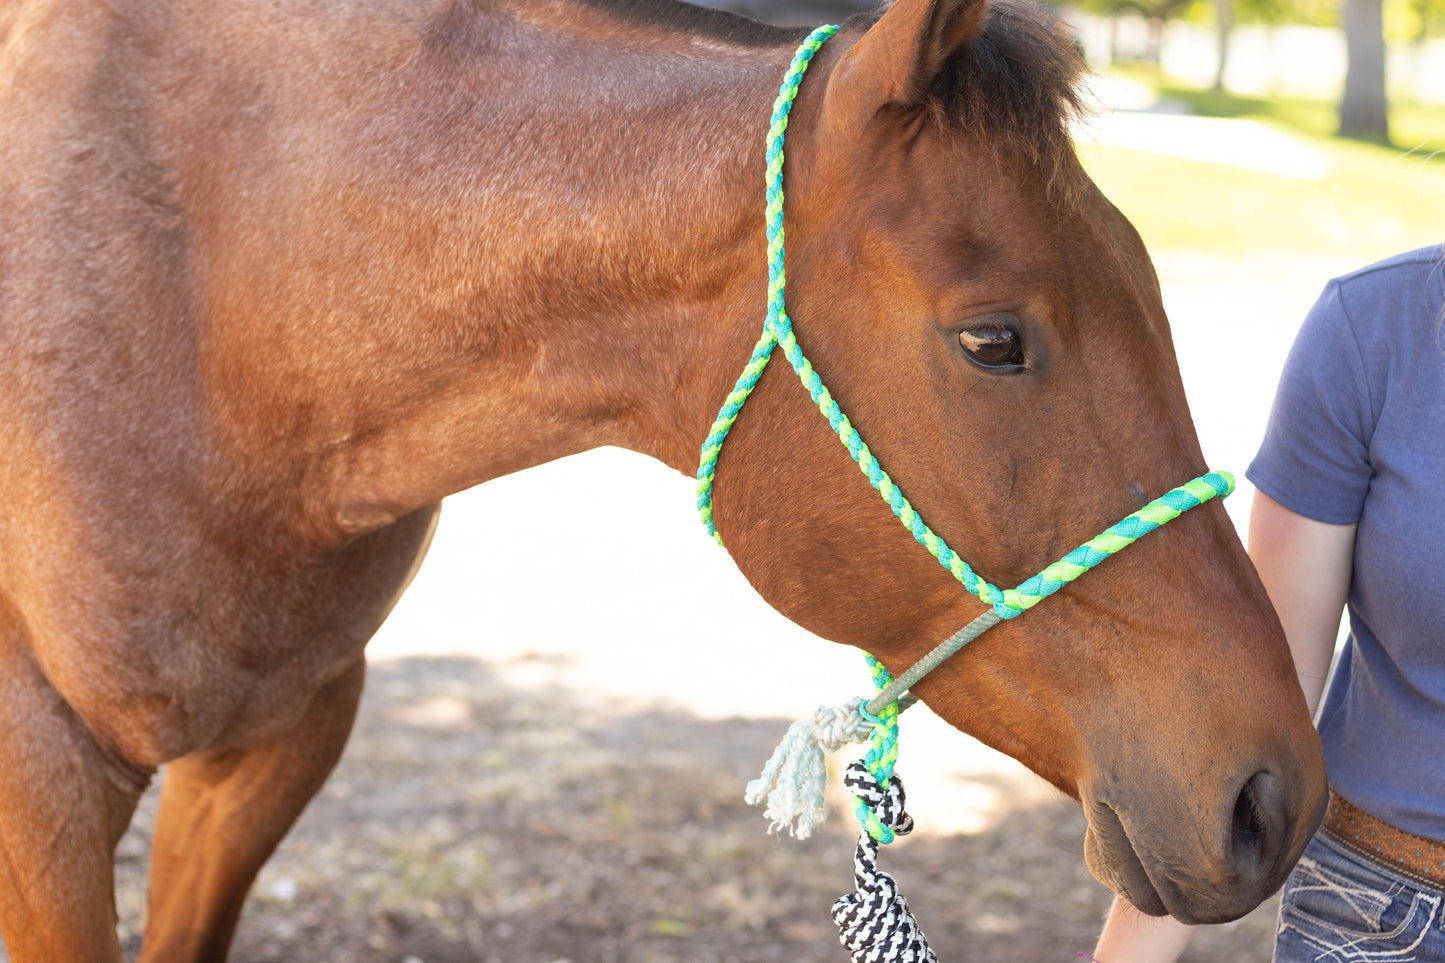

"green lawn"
[1079, 72, 1445, 258]
[1111, 69, 1445, 156]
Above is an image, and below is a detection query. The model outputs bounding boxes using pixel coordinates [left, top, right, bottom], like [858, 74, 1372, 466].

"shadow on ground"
[82, 656, 1280, 962]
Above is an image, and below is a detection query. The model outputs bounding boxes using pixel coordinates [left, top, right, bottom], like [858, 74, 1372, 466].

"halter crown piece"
[694, 25, 1234, 963]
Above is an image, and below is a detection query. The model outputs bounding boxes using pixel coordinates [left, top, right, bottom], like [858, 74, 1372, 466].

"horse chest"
[22, 502, 441, 767]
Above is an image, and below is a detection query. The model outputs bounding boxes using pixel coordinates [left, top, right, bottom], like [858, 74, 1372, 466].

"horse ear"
[823, 0, 989, 133]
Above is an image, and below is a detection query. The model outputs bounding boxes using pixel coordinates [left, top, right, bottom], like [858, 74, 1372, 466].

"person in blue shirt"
[1092, 243, 1445, 962]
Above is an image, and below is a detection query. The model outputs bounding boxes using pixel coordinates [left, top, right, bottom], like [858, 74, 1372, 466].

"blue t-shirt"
[1248, 244, 1445, 841]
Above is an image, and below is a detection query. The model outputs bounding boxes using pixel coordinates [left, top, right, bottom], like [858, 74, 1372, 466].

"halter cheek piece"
[692, 26, 1232, 962]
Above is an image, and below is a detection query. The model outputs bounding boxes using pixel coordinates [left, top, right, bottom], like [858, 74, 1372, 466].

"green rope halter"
[695, 22, 1232, 630]
[697, 26, 1234, 840]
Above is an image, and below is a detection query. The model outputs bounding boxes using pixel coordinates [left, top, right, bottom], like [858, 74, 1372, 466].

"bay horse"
[0, 0, 1325, 958]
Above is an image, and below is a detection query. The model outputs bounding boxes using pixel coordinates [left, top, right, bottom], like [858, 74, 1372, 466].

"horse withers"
[0, 0, 1325, 958]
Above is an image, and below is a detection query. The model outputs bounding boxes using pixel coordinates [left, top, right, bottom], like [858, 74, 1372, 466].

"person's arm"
[1246, 490, 1355, 718]
[1090, 490, 1354, 961]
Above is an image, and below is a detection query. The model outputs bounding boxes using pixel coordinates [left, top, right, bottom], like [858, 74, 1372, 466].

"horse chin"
[1082, 810, 1169, 918]
[1082, 799, 1270, 925]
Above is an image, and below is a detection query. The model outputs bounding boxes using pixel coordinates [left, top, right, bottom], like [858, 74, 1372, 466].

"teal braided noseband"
[699, 27, 1234, 840]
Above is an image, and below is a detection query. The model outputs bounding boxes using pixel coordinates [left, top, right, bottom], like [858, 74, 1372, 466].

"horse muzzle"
[1081, 762, 1328, 924]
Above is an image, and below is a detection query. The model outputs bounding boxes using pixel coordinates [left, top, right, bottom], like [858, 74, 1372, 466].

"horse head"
[705, 0, 1326, 924]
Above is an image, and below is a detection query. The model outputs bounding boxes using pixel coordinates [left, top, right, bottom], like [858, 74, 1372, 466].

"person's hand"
[1091, 895, 1193, 963]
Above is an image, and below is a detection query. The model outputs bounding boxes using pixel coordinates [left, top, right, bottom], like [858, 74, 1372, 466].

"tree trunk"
[1145, 16, 1164, 64]
[1338, 0, 1390, 142]
[1213, 0, 1233, 92]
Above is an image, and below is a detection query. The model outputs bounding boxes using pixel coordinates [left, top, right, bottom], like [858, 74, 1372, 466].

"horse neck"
[224, 3, 814, 537]
[456, 15, 799, 469]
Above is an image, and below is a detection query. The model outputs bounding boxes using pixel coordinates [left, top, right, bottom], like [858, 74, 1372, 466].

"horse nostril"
[1232, 776, 1266, 857]
[1230, 770, 1283, 875]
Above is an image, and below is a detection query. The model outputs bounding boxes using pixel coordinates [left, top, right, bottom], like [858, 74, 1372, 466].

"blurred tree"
[1339, 0, 1390, 141]
[1213, 0, 1233, 89]
[1401, 0, 1445, 36]
[1076, 0, 1200, 63]
[1396, 0, 1445, 105]
[1066, 0, 1440, 123]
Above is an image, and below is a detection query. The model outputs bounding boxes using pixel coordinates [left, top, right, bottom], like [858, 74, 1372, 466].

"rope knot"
[811, 698, 876, 747]
[832, 762, 936, 963]
[843, 761, 914, 838]
[744, 698, 872, 838]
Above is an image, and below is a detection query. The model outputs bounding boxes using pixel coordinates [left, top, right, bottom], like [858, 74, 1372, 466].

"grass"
[1106, 64, 1445, 154]
[1079, 69, 1445, 257]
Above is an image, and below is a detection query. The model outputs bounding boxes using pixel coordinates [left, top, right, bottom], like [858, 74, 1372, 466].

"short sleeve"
[1247, 280, 1376, 525]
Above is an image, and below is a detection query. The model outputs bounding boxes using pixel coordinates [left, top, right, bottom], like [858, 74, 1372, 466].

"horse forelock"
[919, 0, 1091, 206]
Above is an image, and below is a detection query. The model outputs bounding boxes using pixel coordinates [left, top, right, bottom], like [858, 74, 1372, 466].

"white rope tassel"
[744, 698, 874, 838]
[832, 762, 937, 963]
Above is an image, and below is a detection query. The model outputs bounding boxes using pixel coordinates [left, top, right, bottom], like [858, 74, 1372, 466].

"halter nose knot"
[843, 761, 914, 841]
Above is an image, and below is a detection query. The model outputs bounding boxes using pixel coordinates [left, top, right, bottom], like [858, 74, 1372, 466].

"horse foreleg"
[0, 631, 147, 963]
[138, 657, 365, 963]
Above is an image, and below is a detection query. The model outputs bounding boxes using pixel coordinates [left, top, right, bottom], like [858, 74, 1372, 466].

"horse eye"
[958, 324, 1024, 369]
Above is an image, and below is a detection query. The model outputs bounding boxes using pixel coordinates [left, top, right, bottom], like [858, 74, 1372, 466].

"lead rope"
[831, 657, 937, 962]
[695, 25, 1235, 963]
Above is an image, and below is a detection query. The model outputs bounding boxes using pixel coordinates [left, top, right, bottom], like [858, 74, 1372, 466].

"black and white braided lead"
[831, 761, 937, 963]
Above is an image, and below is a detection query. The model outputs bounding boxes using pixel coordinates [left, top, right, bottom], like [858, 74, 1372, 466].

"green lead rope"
[854, 655, 903, 841]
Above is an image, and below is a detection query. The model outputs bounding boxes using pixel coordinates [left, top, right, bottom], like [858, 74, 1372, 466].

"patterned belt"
[1322, 789, 1445, 891]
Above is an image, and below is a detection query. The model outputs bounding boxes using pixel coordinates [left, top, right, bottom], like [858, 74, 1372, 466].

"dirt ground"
[90, 654, 1279, 963]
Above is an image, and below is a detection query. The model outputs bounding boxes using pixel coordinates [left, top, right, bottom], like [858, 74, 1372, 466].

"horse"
[0, 0, 1326, 958]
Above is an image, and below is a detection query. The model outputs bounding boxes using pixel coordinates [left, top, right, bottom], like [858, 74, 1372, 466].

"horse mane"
[463, 0, 1088, 196]
[567, 0, 808, 45]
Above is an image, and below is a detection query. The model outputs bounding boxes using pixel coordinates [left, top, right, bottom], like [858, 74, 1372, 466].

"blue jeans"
[1275, 830, 1445, 961]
